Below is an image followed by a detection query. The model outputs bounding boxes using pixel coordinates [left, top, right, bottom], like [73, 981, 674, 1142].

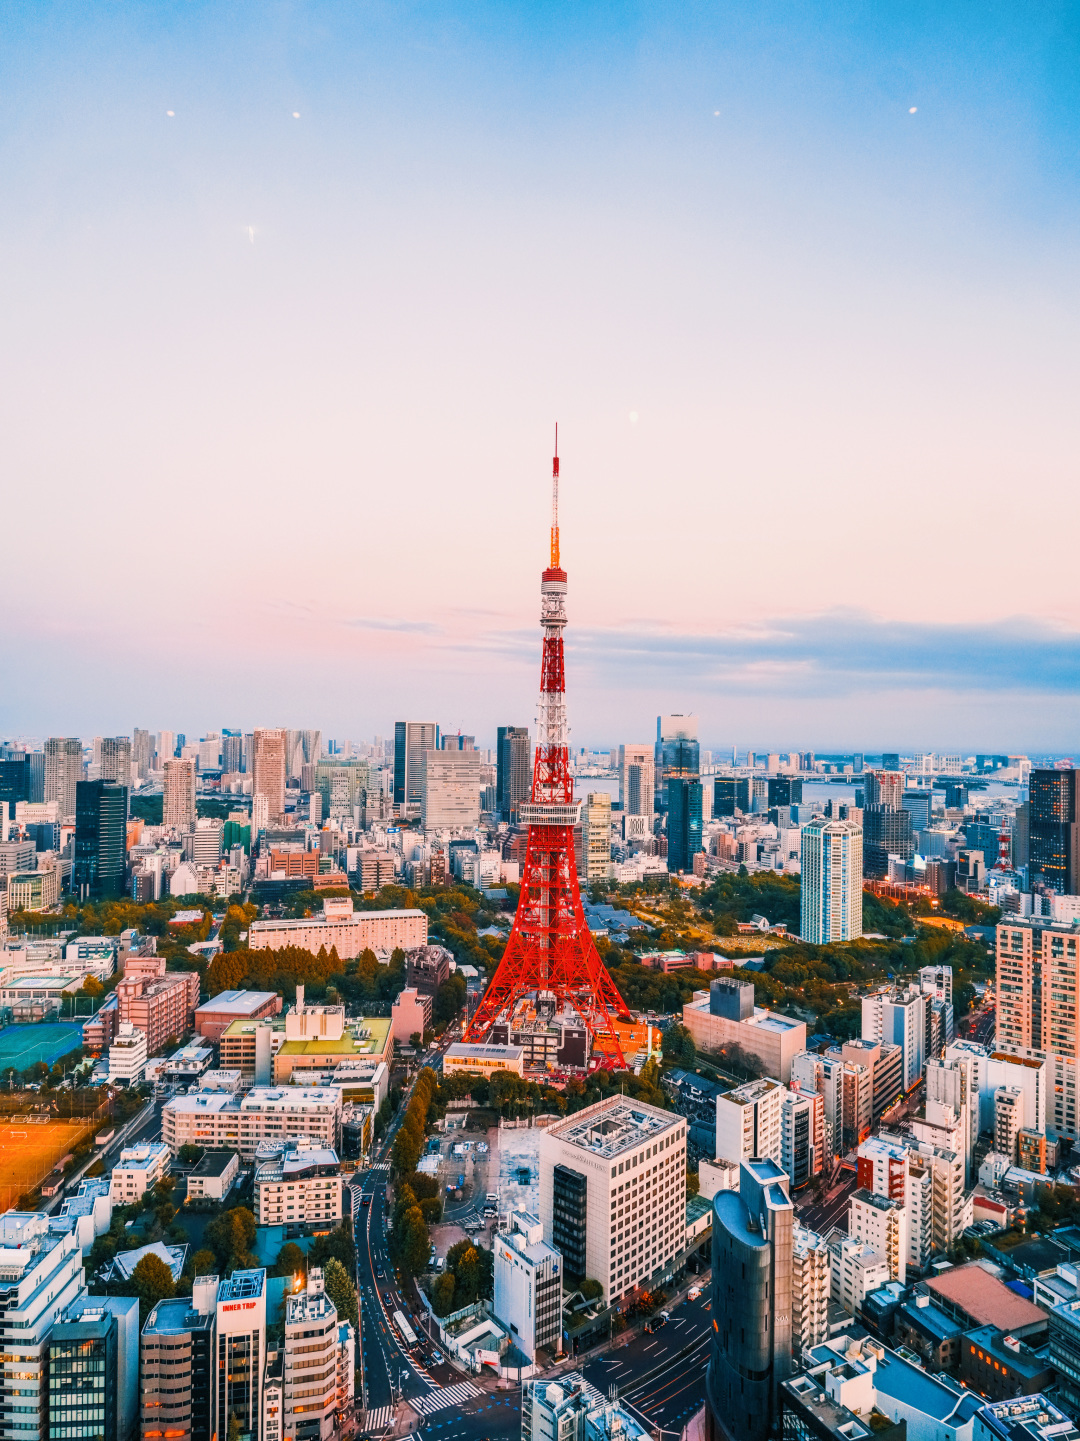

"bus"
[394, 1310, 418, 1348]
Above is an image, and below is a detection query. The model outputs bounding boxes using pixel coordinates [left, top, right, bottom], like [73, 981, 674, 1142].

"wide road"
[582, 1291, 712, 1435]
[796, 1167, 858, 1236]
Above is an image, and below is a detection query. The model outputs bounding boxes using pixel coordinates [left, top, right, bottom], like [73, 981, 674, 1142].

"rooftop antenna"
[551, 423, 560, 569]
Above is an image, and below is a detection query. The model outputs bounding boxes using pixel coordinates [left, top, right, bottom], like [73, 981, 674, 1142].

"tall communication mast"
[465, 431, 631, 1067]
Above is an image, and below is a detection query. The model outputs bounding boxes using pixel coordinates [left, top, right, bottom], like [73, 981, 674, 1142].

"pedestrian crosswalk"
[410, 1381, 482, 1416]
[369, 1162, 390, 1172]
[362, 1406, 395, 1433]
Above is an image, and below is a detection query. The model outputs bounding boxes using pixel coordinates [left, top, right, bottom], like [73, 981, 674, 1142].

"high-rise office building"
[164, 759, 198, 830]
[800, 819, 863, 943]
[619, 744, 655, 822]
[393, 722, 438, 813]
[538, 1096, 687, 1303]
[862, 804, 914, 879]
[73, 780, 128, 901]
[284, 730, 321, 781]
[45, 736, 84, 821]
[49, 1294, 139, 1441]
[713, 776, 750, 816]
[667, 778, 703, 873]
[140, 1275, 217, 1441]
[221, 732, 243, 775]
[492, 1213, 562, 1362]
[420, 749, 482, 831]
[0, 754, 32, 812]
[864, 770, 905, 808]
[767, 777, 803, 807]
[100, 737, 132, 796]
[215, 1271, 266, 1441]
[132, 728, 152, 780]
[282, 1269, 343, 1441]
[496, 727, 531, 821]
[156, 731, 176, 767]
[579, 792, 613, 883]
[1028, 769, 1080, 894]
[252, 730, 287, 825]
[314, 759, 368, 823]
[706, 1158, 793, 1441]
[655, 715, 699, 808]
[861, 988, 925, 1092]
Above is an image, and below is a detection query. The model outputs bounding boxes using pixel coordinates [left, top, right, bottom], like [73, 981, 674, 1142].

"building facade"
[800, 819, 863, 943]
[73, 780, 128, 901]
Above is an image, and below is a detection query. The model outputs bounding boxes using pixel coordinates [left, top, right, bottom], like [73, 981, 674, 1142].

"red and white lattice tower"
[465, 431, 632, 1068]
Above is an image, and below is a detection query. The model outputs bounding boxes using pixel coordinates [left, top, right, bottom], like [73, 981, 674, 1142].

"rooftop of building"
[165, 1085, 341, 1113]
[975, 1396, 1080, 1441]
[143, 1292, 216, 1335]
[721, 1077, 784, 1106]
[189, 1150, 238, 1178]
[781, 1376, 873, 1441]
[547, 1095, 678, 1158]
[114, 1141, 169, 1168]
[897, 1298, 963, 1342]
[218, 1268, 265, 1302]
[445, 1042, 525, 1061]
[105, 1241, 188, 1283]
[195, 989, 280, 1015]
[851, 1187, 903, 1214]
[249, 907, 426, 927]
[963, 1323, 1051, 1377]
[255, 1143, 340, 1182]
[923, 1263, 1047, 1332]
[687, 992, 802, 1032]
[286, 1286, 336, 1326]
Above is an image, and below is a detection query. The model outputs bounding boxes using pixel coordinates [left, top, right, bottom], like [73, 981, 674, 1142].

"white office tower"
[715, 1078, 784, 1167]
[580, 793, 614, 882]
[919, 964, 953, 1007]
[493, 1213, 562, 1361]
[791, 1225, 831, 1354]
[800, 819, 863, 943]
[282, 1269, 344, 1441]
[861, 988, 926, 1092]
[538, 1096, 687, 1303]
[0, 1212, 87, 1441]
[848, 1188, 906, 1284]
[995, 1088, 1025, 1162]
[926, 1056, 977, 1185]
[216, 1271, 266, 1441]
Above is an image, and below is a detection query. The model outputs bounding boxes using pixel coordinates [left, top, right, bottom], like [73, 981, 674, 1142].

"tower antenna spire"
[550, 422, 560, 569]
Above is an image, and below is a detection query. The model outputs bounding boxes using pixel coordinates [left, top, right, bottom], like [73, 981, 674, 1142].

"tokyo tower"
[465, 431, 632, 1069]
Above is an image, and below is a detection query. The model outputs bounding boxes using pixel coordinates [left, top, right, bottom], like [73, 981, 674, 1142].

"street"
[795, 1167, 858, 1236]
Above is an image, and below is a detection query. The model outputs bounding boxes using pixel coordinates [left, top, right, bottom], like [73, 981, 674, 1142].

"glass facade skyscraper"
[1028, 769, 1079, 894]
[496, 726, 531, 821]
[667, 778, 703, 873]
[72, 780, 128, 901]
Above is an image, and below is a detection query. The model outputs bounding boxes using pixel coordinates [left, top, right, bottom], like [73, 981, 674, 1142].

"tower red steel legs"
[465, 431, 632, 1069]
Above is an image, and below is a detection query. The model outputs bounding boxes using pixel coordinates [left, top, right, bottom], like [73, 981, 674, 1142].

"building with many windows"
[216, 1271, 266, 1441]
[49, 1295, 139, 1441]
[1028, 769, 1080, 894]
[420, 749, 482, 831]
[493, 1212, 562, 1361]
[162, 1087, 342, 1159]
[141, 1277, 217, 1441]
[996, 915, 1080, 1141]
[73, 779, 127, 901]
[619, 744, 655, 822]
[109, 1140, 171, 1204]
[254, 1143, 343, 1227]
[282, 1270, 343, 1441]
[497, 727, 531, 822]
[800, 819, 863, 943]
[539, 1095, 686, 1303]
[667, 779, 703, 874]
[394, 721, 438, 815]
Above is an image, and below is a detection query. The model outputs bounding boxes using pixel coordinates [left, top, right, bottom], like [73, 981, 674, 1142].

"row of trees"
[431, 1238, 493, 1316]
[391, 1067, 438, 1175]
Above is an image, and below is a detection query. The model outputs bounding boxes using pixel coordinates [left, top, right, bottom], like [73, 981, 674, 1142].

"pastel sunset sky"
[4, 2, 1079, 750]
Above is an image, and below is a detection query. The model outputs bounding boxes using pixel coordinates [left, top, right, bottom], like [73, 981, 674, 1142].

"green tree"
[275, 1242, 307, 1279]
[432, 1270, 456, 1316]
[190, 1248, 216, 1277]
[205, 1207, 258, 1274]
[660, 1023, 695, 1068]
[178, 1143, 204, 1165]
[227, 1415, 242, 1441]
[130, 1252, 176, 1320]
[401, 1206, 430, 1275]
[323, 1257, 359, 1330]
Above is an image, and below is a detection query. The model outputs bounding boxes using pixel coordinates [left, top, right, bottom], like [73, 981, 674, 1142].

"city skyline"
[3, 4, 1080, 743]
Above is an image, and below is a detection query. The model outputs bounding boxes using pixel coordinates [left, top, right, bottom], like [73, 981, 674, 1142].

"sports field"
[0, 1023, 84, 1070]
[0, 1117, 96, 1210]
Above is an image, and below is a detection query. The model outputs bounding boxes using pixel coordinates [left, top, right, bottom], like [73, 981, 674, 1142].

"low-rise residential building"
[682, 979, 806, 1082]
[109, 1141, 171, 1204]
[162, 1086, 342, 1159]
[959, 1323, 1054, 1400]
[185, 1150, 239, 1203]
[443, 1042, 525, 1078]
[193, 989, 282, 1042]
[248, 902, 427, 960]
[109, 1021, 148, 1084]
[116, 957, 201, 1056]
[254, 1143, 343, 1227]
[829, 1235, 891, 1316]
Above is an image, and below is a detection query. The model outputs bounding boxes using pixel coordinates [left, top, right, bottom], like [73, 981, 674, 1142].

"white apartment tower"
[282, 1270, 341, 1441]
[861, 988, 926, 1092]
[580, 793, 613, 883]
[848, 1188, 906, 1284]
[800, 819, 863, 943]
[715, 1078, 784, 1168]
[619, 745, 655, 822]
[791, 1224, 831, 1354]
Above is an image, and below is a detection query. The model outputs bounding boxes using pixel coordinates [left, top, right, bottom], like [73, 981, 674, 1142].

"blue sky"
[2, 2, 1079, 749]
